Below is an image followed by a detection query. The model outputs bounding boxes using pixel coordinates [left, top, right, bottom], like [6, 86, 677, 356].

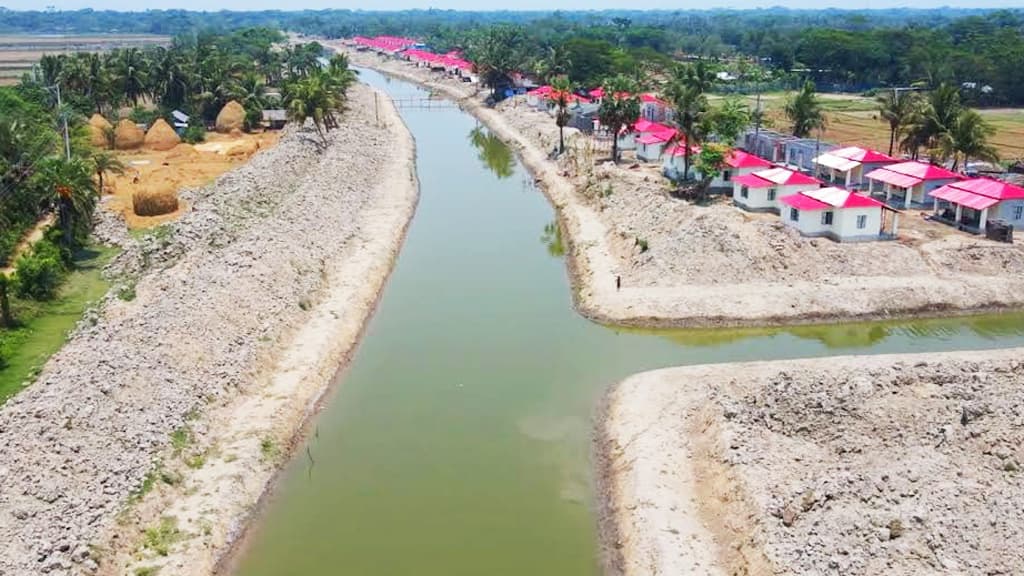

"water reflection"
[468, 125, 514, 179]
[541, 221, 565, 258]
[614, 312, 1024, 351]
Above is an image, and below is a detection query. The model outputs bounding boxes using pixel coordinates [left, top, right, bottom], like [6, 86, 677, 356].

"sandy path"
[340, 48, 1024, 329]
[1, 213, 54, 274]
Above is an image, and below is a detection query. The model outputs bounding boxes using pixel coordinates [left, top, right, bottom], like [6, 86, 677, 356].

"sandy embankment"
[340, 47, 1024, 328]
[599, 349, 1024, 575]
[0, 83, 417, 576]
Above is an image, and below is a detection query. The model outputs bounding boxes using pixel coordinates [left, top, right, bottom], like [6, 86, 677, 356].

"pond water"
[233, 69, 1024, 576]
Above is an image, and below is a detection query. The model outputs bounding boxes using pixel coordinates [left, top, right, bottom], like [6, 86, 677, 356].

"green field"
[0, 246, 116, 403]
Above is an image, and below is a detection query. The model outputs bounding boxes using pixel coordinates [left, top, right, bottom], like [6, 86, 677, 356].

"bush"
[182, 125, 206, 144]
[13, 240, 67, 301]
[129, 106, 161, 128]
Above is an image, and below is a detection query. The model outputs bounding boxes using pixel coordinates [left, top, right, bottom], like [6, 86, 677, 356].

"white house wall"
[732, 183, 807, 212]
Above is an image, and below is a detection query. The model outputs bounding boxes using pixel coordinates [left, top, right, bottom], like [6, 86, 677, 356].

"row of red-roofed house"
[727, 146, 1024, 240]
[349, 36, 478, 82]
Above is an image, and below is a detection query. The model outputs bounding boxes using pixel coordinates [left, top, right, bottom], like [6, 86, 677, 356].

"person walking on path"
[616, 275, 621, 291]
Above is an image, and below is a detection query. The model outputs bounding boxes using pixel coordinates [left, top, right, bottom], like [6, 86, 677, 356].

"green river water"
[233, 69, 1024, 576]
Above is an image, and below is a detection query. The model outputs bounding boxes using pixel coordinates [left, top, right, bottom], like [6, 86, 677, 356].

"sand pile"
[114, 119, 145, 150]
[216, 101, 246, 133]
[88, 114, 113, 149]
[227, 139, 259, 157]
[144, 118, 181, 151]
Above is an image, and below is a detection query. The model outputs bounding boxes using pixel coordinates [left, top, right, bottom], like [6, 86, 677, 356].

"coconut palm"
[597, 75, 641, 163]
[946, 109, 999, 171]
[113, 48, 150, 106]
[227, 72, 269, 130]
[535, 44, 572, 84]
[666, 63, 711, 181]
[785, 81, 826, 138]
[91, 151, 125, 195]
[877, 89, 920, 157]
[550, 75, 573, 154]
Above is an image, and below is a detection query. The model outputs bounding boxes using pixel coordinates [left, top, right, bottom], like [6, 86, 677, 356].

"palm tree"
[91, 152, 125, 195]
[666, 63, 710, 181]
[535, 44, 572, 84]
[34, 157, 99, 247]
[597, 75, 641, 163]
[227, 72, 268, 130]
[550, 76, 573, 154]
[785, 81, 826, 139]
[947, 109, 998, 171]
[877, 89, 920, 157]
[113, 48, 150, 106]
[707, 97, 751, 147]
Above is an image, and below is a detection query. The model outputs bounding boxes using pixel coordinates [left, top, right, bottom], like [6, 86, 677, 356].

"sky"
[2, 0, 1023, 10]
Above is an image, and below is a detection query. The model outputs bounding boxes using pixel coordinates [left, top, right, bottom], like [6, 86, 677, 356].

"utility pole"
[55, 84, 71, 161]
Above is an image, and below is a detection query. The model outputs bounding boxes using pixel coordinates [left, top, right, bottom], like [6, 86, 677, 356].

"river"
[232, 68, 1024, 576]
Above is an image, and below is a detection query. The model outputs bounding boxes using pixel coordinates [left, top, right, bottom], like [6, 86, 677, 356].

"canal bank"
[228, 68, 1024, 576]
[339, 46, 1024, 328]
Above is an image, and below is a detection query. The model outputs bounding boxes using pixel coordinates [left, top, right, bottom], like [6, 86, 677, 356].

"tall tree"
[946, 109, 999, 170]
[91, 151, 125, 195]
[466, 25, 529, 97]
[785, 81, 826, 139]
[706, 97, 751, 147]
[597, 75, 640, 164]
[113, 48, 150, 106]
[666, 63, 710, 181]
[550, 75, 573, 154]
[877, 89, 920, 156]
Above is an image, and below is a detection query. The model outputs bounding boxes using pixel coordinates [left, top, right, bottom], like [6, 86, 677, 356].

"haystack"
[215, 100, 246, 133]
[132, 187, 179, 217]
[144, 118, 181, 151]
[114, 119, 145, 150]
[229, 127, 243, 138]
[88, 114, 112, 148]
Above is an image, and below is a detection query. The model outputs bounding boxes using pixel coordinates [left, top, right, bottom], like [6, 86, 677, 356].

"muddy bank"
[339, 47, 1024, 328]
[599, 349, 1024, 575]
[0, 83, 417, 576]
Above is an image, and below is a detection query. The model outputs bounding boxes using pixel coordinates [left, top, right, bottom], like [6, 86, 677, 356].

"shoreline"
[340, 47, 1024, 329]
[103, 85, 419, 576]
[598, 349, 1024, 575]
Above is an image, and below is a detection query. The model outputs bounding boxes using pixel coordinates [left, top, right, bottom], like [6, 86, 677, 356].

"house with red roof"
[526, 86, 553, 109]
[865, 161, 962, 209]
[687, 149, 774, 189]
[780, 187, 899, 242]
[731, 167, 821, 212]
[639, 93, 674, 123]
[636, 127, 677, 162]
[616, 119, 673, 152]
[813, 146, 898, 190]
[929, 178, 1024, 233]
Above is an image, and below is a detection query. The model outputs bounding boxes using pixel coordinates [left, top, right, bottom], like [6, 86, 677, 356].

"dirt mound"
[114, 119, 145, 150]
[215, 100, 246, 134]
[229, 127, 243, 138]
[227, 139, 259, 157]
[166, 143, 198, 160]
[132, 187, 180, 217]
[143, 118, 181, 151]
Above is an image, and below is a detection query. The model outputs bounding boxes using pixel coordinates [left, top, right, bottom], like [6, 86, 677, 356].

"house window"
[723, 170, 732, 182]
[822, 211, 834, 225]
[790, 208, 799, 222]
[767, 188, 777, 201]
[857, 215, 868, 229]
[740, 186, 749, 198]
[1014, 205, 1023, 220]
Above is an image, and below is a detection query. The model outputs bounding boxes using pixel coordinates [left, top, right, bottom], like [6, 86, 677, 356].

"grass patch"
[170, 426, 191, 455]
[0, 245, 117, 405]
[129, 467, 160, 504]
[259, 437, 279, 461]
[185, 452, 206, 469]
[134, 567, 160, 576]
[142, 517, 181, 557]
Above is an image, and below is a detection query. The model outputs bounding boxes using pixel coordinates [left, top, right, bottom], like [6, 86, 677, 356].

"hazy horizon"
[2, 1, 1024, 12]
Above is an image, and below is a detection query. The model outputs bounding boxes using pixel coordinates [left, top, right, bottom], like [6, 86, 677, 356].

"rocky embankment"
[340, 46, 1024, 327]
[599, 349, 1024, 575]
[0, 83, 417, 575]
